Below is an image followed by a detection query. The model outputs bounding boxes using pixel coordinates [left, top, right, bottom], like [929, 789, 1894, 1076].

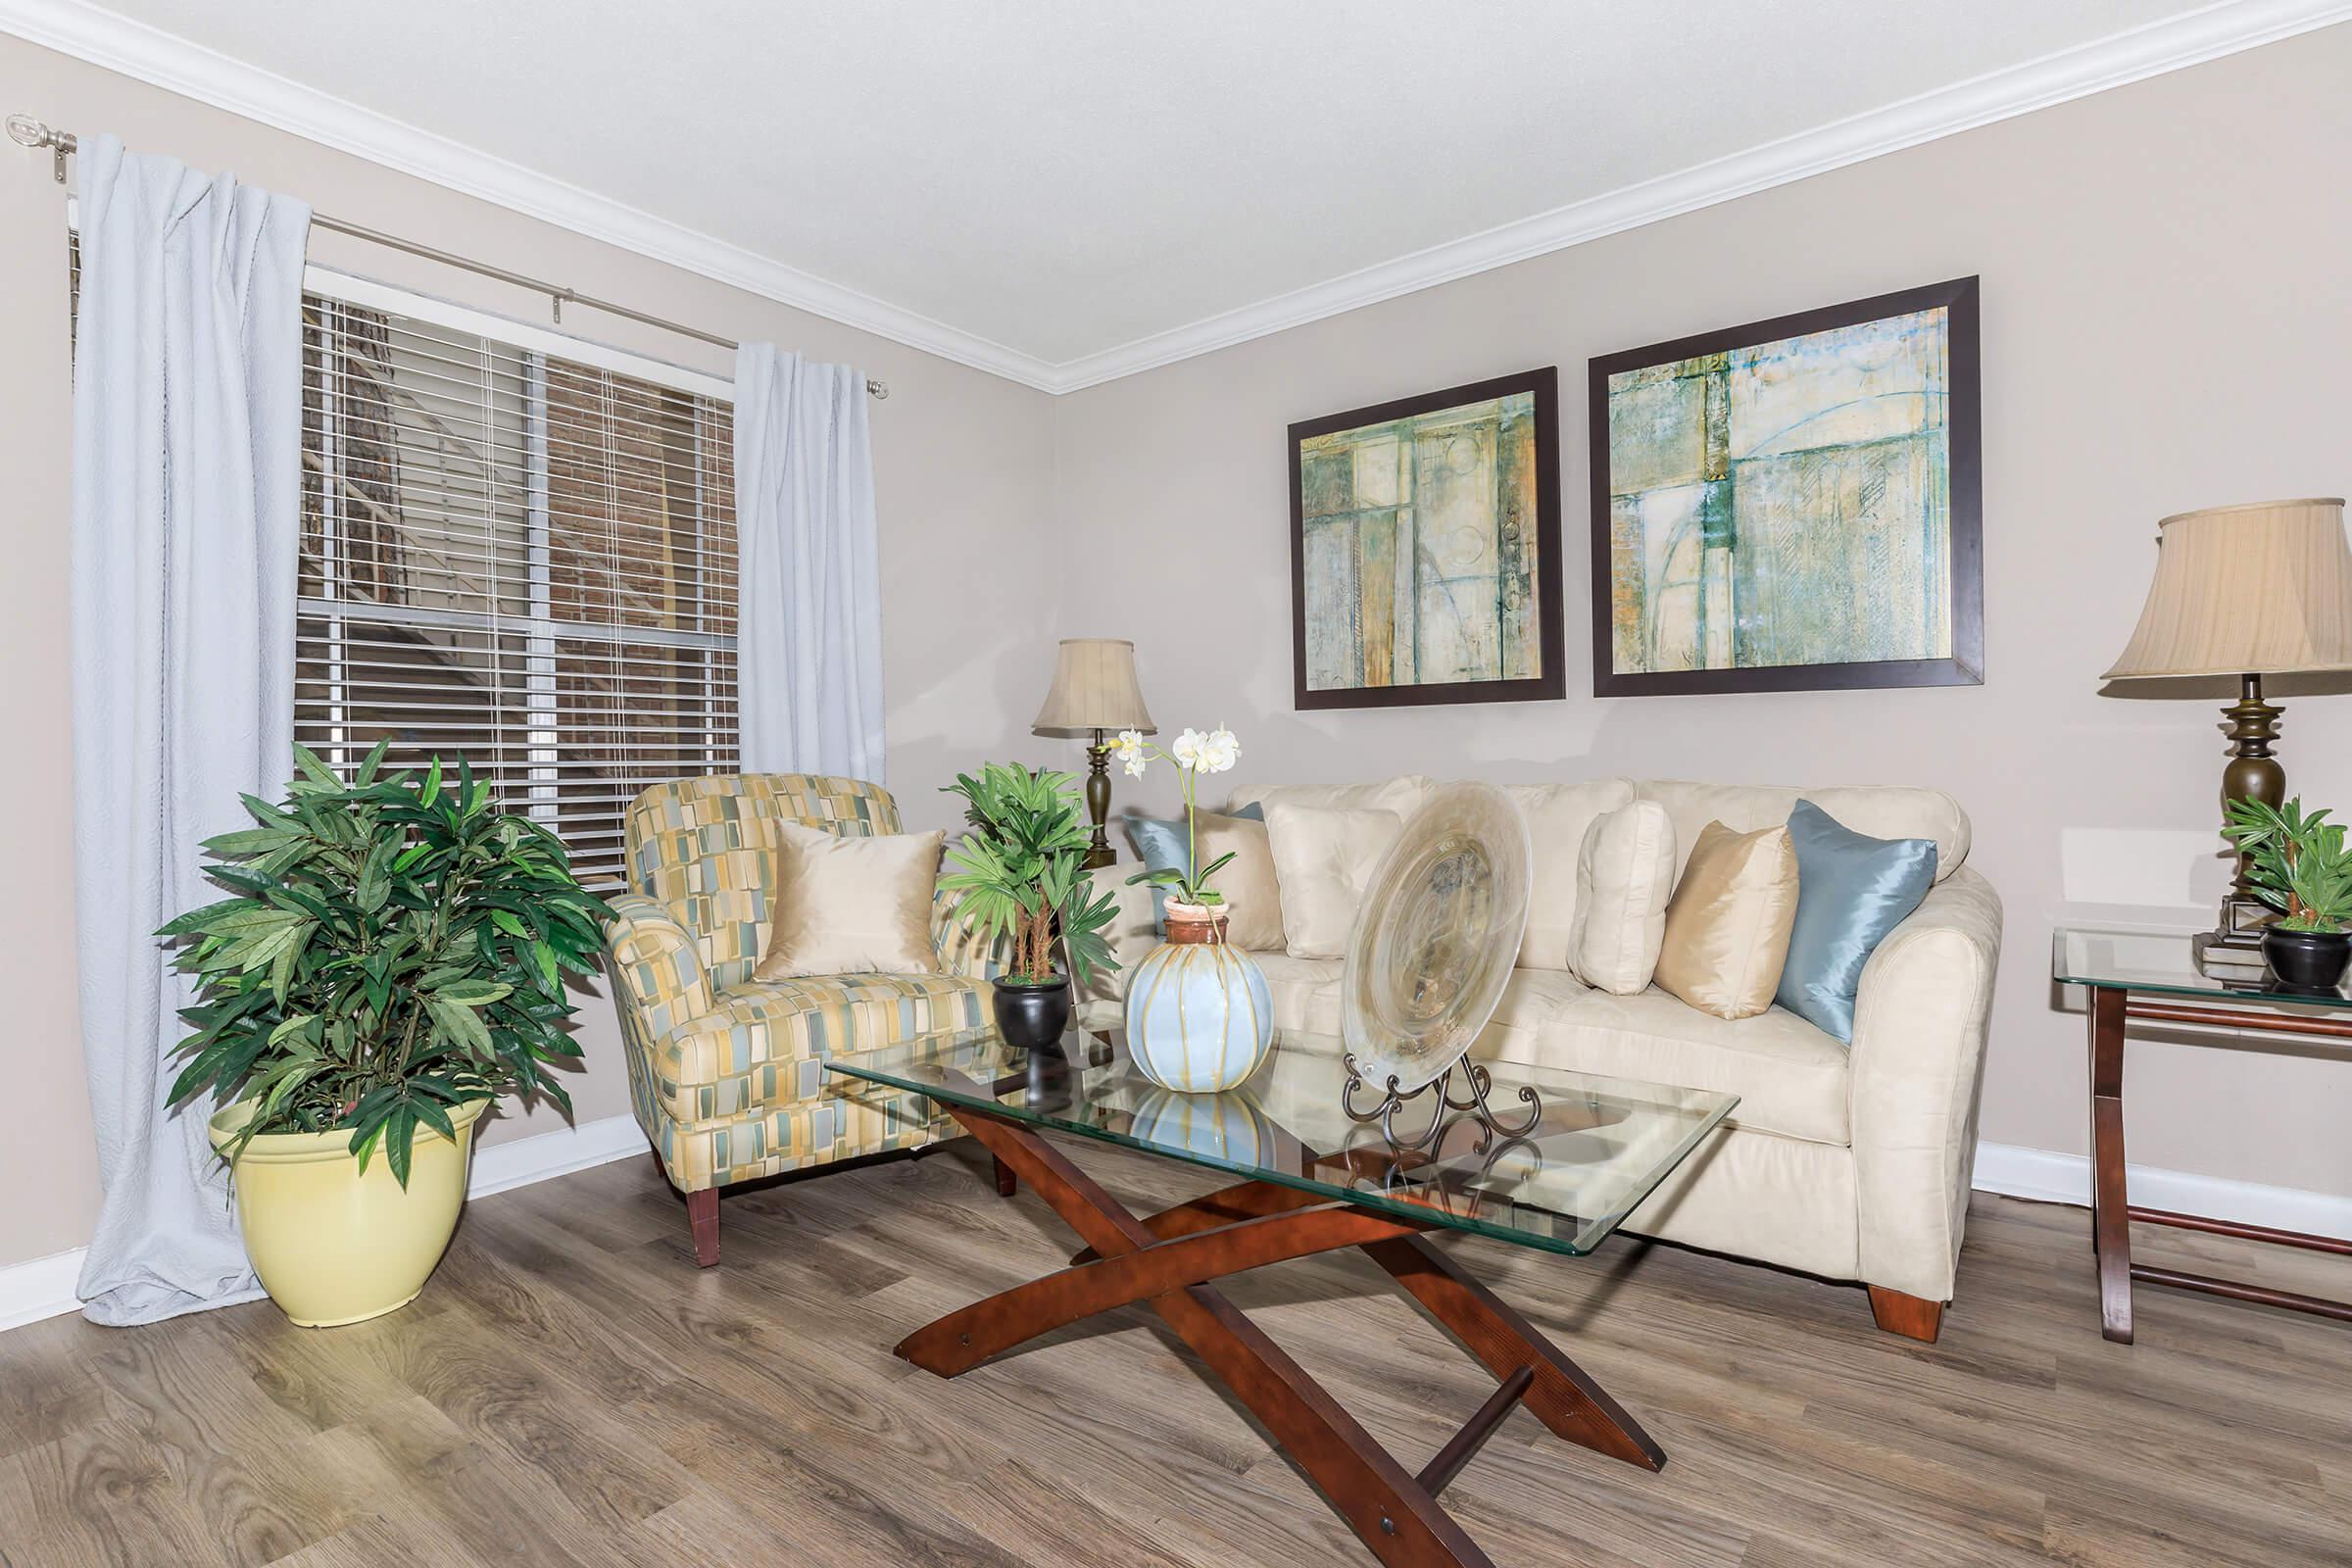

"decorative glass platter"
[1342, 780, 1534, 1094]
[827, 1022, 1736, 1257]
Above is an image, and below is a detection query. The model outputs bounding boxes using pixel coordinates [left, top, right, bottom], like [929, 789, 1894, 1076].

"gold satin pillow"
[754, 821, 944, 980]
[1653, 820, 1799, 1020]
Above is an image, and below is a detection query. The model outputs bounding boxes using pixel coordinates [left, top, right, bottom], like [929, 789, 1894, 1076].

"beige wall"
[1050, 29, 2352, 1201]
[7, 24, 2348, 1278]
[0, 32, 1057, 1270]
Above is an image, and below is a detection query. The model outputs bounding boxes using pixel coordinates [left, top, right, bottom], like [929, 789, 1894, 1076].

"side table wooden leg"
[2088, 983, 2132, 1344]
[993, 1154, 1018, 1198]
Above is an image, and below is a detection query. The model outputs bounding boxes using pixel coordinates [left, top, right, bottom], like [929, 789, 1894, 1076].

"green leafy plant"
[2223, 795, 2352, 933]
[162, 743, 614, 1186]
[941, 762, 1121, 986]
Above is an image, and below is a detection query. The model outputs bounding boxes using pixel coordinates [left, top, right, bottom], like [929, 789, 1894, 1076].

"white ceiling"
[11, 0, 2345, 387]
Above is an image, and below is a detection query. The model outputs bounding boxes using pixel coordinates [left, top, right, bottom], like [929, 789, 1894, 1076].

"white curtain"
[71, 135, 311, 1325]
[733, 346, 886, 781]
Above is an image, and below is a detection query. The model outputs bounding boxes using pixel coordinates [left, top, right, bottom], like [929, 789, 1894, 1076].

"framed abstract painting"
[1589, 276, 1983, 697]
[1290, 368, 1564, 710]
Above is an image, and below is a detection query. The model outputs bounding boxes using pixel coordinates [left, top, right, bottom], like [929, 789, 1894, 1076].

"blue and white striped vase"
[1124, 903, 1274, 1092]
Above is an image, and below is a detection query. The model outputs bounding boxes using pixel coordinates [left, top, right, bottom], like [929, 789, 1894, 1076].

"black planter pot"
[992, 976, 1072, 1051]
[2261, 926, 2352, 993]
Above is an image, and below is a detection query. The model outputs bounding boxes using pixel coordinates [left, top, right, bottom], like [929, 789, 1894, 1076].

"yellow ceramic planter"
[209, 1098, 486, 1328]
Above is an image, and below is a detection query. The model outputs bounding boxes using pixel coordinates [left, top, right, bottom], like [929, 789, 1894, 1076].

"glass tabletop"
[825, 1023, 1736, 1257]
[2053, 924, 2352, 1006]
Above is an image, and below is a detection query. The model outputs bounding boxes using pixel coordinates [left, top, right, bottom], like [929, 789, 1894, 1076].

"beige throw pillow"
[1263, 803, 1405, 959]
[754, 821, 944, 980]
[1654, 820, 1799, 1020]
[1195, 812, 1286, 952]
[1565, 802, 1676, 994]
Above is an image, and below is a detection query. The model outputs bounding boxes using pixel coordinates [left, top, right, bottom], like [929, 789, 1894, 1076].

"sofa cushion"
[756, 822, 945, 979]
[1566, 802, 1677, 995]
[1654, 821, 1800, 1021]
[1124, 804, 1281, 949]
[1255, 954, 1345, 1035]
[1476, 975, 1850, 1146]
[1635, 779, 1968, 884]
[1507, 779, 1636, 969]
[1230, 775, 1432, 822]
[1263, 803, 1405, 958]
[649, 971, 988, 1123]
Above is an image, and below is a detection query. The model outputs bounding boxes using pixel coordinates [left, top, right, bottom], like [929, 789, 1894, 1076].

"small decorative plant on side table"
[163, 743, 612, 1326]
[2222, 795, 2352, 991]
[942, 761, 1121, 1049]
[1112, 724, 1274, 1092]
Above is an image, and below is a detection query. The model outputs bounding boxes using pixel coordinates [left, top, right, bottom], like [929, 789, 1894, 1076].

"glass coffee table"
[828, 1021, 1735, 1568]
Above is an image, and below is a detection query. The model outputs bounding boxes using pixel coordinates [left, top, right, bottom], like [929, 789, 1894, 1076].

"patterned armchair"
[604, 774, 998, 1264]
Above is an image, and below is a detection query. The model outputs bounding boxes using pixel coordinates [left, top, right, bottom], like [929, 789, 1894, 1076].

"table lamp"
[2102, 497, 2352, 967]
[1032, 638, 1155, 869]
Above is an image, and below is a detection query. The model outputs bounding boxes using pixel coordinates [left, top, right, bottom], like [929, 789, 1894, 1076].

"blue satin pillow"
[1775, 800, 1937, 1044]
[1123, 802, 1264, 926]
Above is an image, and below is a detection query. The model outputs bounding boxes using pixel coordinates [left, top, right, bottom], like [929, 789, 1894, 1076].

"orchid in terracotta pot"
[1111, 724, 1272, 1092]
[1113, 723, 1242, 915]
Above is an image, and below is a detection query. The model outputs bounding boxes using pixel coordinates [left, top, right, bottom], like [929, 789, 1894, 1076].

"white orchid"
[1111, 722, 1248, 906]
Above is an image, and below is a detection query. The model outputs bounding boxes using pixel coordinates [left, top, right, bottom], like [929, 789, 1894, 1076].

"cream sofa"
[1099, 775, 2001, 1342]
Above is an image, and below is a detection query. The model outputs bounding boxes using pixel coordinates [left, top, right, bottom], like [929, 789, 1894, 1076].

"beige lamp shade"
[1032, 638, 1155, 736]
[2103, 498, 2352, 679]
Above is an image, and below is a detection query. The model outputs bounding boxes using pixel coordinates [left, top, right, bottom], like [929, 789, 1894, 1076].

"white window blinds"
[69, 245, 742, 886]
[295, 288, 739, 886]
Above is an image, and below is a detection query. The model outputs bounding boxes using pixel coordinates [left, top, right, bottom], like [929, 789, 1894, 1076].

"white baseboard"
[466, 1112, 646, 1199]
[9, 1128, 2344, 1332]
[0, 1112, 648, 1336]
[1973, 1140, 2352, 1243]
[0, 1249, 88, 1335]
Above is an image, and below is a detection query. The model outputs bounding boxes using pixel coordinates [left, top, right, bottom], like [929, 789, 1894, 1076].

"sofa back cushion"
[1507, 779, 1636, 969]
[1634, 779, 1969, 884]
[1263, 803, 1407, 959]
[1229, 775, 1432, 823]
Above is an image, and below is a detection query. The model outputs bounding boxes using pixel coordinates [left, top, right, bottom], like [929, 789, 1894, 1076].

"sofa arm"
[1848, 865, 2003, 1301]
[603, 894, 718, 1039]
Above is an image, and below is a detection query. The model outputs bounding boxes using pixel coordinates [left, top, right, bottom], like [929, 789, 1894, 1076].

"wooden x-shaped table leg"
[906, 1103, 1664, 1568]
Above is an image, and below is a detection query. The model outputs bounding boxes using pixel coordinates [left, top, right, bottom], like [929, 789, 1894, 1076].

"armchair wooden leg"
[686, 1188, 720, 1267]
[1868, 1286, 1943, 1343]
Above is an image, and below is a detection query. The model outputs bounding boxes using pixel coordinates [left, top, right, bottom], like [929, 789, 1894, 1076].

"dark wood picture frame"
[1587, 275, 1984, 698]
[1289, 367, 1565, 711]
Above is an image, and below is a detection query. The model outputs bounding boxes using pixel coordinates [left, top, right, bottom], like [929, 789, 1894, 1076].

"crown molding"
[0, 0, 1064, 390]
[1041, 0, 2352, 393]
[4, 1, 2345, 396]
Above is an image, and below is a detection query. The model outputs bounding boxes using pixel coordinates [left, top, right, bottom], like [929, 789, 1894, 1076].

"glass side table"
[2052, 925, 2352, 1343]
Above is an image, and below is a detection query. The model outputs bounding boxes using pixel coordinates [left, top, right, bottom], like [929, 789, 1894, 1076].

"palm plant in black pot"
[2223, 795, 2352, 991]
[941, 762, 1120, 1048]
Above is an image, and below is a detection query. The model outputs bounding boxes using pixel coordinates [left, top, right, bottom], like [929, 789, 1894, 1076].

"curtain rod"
[8, 115, 889, 400]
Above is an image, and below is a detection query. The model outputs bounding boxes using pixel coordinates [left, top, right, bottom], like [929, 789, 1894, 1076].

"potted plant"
[162, 743, 611, 1326]
[941, 761, 1121, 1049]
[1111, 725, 1274, 1092]
[2222, 795, 2352, 991]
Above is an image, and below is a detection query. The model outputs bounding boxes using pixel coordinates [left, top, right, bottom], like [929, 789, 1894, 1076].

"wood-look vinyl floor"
[3, 1138, 2348, 1568]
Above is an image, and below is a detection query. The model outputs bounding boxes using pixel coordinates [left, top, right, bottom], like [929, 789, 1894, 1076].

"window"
[67, 245, 740, 886]
[295, 281, 739, 885]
